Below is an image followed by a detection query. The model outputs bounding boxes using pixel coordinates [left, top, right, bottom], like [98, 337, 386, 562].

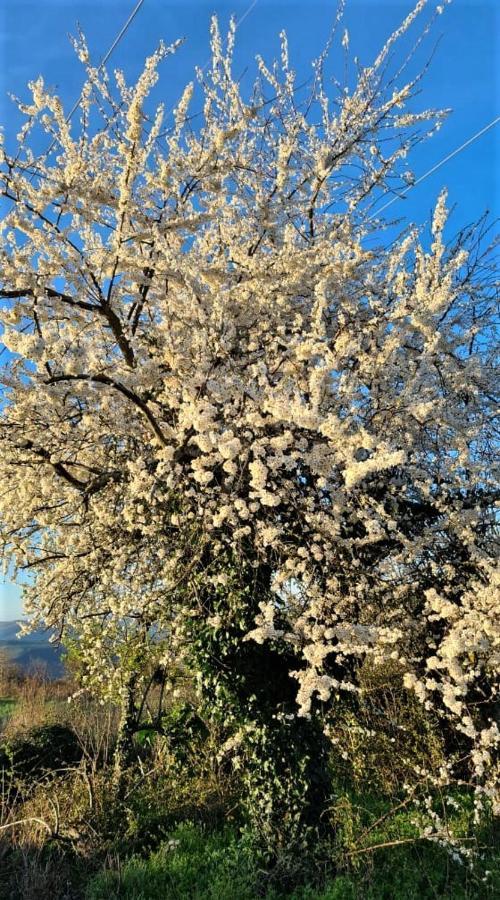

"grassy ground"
[85, 818, 499, 900]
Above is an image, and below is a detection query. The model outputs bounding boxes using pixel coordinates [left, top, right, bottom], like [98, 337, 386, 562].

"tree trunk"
[113, 674, 138, 796]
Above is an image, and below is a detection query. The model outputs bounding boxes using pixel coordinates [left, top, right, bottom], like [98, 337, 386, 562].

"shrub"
[0, 723, 82, 780]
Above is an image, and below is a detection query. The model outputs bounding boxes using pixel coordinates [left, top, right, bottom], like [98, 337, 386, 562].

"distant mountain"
[0, 621, 52, 642]
[0, 621, 64, 678]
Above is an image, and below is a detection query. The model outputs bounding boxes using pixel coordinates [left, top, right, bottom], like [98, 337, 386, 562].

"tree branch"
[45, 373, 172, 447]
[0, 286, 135, 368]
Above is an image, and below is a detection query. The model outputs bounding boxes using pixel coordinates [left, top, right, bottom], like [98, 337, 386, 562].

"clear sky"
[0, 0, 498, 619]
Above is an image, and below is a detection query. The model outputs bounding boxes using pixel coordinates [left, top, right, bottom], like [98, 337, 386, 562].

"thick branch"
[20, 440, 88, 489]
[0, 286, 135, 368]
[45, 373, 172, 447]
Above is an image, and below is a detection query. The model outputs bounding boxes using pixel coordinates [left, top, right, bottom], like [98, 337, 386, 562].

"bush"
[0, 723, 82, 779]
[326, 660, 444, 794]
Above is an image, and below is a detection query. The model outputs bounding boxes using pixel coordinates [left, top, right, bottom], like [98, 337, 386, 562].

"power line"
[97, 0, 147, 70]
[0, 0, 147, 214]
[63, 0, 147, 128]
[371, 114, 500, 219]
[32, 0, 146, 166]
[192, 0, 261, 79]
[156, 0, 260, 140]
[235, 0, 260, 30]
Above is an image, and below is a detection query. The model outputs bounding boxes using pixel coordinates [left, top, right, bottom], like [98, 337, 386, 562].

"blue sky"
[0, 0, 498, 619]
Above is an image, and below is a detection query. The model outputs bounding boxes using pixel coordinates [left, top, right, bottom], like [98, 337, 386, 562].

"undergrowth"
[1, 668, 498, 899]
[86, 816, 499, 900]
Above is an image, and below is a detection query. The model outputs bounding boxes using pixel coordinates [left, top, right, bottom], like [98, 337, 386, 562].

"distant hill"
[0, 621, 54, 642]
[0, 621, 64, 678]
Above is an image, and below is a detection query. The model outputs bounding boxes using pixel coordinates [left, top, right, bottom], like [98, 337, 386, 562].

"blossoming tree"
[0, 1, 497, 846]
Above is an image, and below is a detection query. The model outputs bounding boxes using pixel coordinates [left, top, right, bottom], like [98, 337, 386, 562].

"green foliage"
[85, 816, 499, 900]
[0, 696, 16, 721]
[156, 702, 209, 766]
[85, 823, 258, 900]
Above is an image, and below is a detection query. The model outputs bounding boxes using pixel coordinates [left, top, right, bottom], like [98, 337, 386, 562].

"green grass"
[0, 697, 16, 720]
[85, 815, 499, 900]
